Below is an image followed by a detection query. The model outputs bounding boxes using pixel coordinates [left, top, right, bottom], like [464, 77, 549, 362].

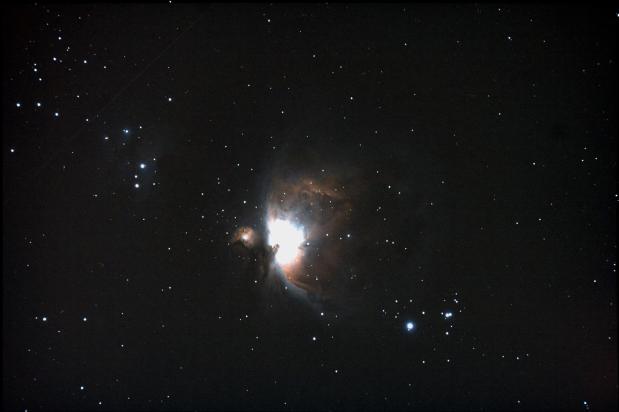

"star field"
[2, 4, 618, 411]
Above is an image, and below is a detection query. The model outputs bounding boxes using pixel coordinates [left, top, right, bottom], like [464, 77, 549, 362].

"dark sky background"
[2, 3, 617, 411]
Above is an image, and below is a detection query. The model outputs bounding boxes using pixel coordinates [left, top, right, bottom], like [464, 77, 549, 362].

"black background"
[3, 4, 617, 411]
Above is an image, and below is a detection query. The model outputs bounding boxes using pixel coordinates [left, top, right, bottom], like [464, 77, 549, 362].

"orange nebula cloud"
[232, 226, 259, 248]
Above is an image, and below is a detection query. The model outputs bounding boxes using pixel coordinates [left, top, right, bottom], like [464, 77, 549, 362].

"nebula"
[263, 174, 354, 304]
[232, 226, 259, 248]
[266, 218, 306, 266]
[230, 170, 356, 312]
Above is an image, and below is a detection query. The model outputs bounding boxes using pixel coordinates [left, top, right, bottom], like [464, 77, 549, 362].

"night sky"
[2, 3, 618, 411]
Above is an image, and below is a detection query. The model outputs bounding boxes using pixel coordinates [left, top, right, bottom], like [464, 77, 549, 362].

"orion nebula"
[232, 171, 357, 312]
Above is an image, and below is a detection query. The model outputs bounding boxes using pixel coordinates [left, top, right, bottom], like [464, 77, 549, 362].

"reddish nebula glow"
[232, 226, 258, 248]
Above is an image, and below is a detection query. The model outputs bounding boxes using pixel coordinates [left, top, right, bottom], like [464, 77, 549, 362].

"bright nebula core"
[267, 219, 306, 266]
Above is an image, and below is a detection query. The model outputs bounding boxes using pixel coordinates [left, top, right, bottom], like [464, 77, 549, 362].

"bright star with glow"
[267, 218, 305, 265]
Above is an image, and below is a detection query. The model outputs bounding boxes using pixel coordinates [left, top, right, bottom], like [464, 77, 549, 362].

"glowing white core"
[268, 219, 305, 265]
